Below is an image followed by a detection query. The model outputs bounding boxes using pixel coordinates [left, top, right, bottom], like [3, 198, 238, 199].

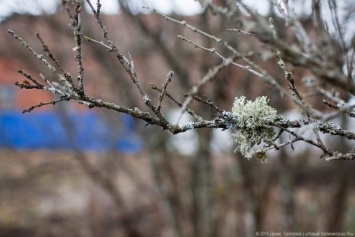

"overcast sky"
[0, 0, 203, 20]
[0, 0, 354, 42]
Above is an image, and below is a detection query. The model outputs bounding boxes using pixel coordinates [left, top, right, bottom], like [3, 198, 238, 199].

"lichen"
[231, 96, 277, 160]
[179, 121, 195, 130]
[143, 95, 150, 103]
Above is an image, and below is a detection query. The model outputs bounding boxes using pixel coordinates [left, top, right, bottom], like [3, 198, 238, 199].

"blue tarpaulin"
[0, 109, 142, 152]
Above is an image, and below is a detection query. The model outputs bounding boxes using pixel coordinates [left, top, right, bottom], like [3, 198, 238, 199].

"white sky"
[0, 0, 204, 20]
[0, 0, 354, 42]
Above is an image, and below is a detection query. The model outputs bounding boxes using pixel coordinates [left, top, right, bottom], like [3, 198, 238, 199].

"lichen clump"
[231, 96, 277, 160]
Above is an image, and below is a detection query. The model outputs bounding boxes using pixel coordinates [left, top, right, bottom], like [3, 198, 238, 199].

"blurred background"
[0, 0, 355, 236]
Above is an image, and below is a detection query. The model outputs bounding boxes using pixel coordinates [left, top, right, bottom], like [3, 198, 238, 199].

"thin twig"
[36, 32, 76, 89]
[8, 30, 58, 75]
[226, 28, 257, 37]
[73, 4, 85, 94]
[22, 98, 66, 113]
[191, 95, 224, 114]
[157, 71, 174, 113]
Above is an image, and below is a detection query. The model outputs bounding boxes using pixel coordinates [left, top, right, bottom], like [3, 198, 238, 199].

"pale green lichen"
[231, 96, 277, 160]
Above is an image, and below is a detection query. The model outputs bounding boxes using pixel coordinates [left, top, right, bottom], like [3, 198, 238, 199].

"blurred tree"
[1, 0, 355, 236]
